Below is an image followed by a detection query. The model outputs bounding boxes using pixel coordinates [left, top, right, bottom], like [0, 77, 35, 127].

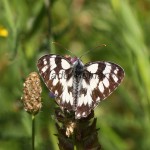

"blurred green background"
[0, 0, 150, 149]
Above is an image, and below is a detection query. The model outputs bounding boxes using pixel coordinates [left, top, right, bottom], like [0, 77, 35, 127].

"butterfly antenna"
[52, 42, 77, 57]
[79, 44, 106, 59]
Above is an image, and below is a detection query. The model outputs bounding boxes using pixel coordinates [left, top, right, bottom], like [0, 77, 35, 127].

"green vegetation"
[0, 0, 150, 149]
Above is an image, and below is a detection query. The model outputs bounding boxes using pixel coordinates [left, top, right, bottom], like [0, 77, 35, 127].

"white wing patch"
[49, 58, 57, 70]
[87, 64, 98, 73]
[43, 58, 47, 65]
[53, 78, 58, 86]
[41, 65, 48, 73]
[60, 78, 74, 105]
[114, 68, 119, 74]
[67, 77, 73, 87]
[78, 80, 93, 107]
[61, 59, 71, 69]
[103, 77, 109, 88]
[89, 75, 99, 90]
[57, 70, 74, 106]
[78, 92, 92, 107]
[103, 64, 112, 74]
[98, 81, 104, 93]
[112, 74, 118, 82]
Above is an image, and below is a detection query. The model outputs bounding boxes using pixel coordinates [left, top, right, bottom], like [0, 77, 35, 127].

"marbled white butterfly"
[37, 54, 124, 119]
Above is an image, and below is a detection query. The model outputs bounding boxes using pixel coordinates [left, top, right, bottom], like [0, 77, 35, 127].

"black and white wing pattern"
[37, 54, 125, 119]
[37, 54, 74, 111]
[75, 62, 124, 119]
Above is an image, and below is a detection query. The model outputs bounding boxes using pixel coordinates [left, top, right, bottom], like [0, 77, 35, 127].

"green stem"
[44, 0, 54, 53]
[74, 145, 77, 150]
[32, 115, 35, 150]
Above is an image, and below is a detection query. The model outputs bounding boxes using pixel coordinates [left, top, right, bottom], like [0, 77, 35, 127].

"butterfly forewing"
[37, 54, 75, 110]
[75, 61, 124, 119]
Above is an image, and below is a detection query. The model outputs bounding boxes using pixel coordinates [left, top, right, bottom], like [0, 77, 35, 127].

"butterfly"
[37, 54, 124, 119]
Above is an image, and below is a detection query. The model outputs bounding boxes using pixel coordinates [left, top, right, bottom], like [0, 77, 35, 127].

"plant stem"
[74, 145, 77, 150]
[44, 0, 53, 52]
[32, 115, 35, 150]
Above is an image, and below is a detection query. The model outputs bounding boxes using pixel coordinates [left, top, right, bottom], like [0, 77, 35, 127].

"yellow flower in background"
[0, 26, 8, 37]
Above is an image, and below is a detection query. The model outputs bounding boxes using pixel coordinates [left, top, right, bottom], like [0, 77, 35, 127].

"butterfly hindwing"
[75, 61, 124, 119]
[37, 54, 74, 110]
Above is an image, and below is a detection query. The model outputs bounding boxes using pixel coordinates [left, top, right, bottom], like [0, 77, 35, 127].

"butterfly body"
[72, 59, 84, 110]
[73, 59, 84, 76]
[37, 54, 124, 119]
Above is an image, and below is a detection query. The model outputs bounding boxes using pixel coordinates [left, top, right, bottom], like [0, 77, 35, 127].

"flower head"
[22, 72, 42, 115]
[0, 26, 8, 37]
[66, 121, 76, 137]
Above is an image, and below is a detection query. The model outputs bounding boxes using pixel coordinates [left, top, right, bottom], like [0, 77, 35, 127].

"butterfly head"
[65, 55, 84, 75]
[73, 58, 84, 76]
[65, 55, 78, 64]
